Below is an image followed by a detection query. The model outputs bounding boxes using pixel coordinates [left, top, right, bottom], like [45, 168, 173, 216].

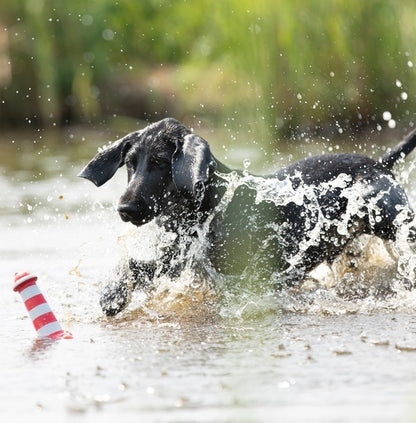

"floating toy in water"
[13, 271, 73, 339]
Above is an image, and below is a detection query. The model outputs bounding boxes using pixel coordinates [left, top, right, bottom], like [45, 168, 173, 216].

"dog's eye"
[149, 155, 169, 167]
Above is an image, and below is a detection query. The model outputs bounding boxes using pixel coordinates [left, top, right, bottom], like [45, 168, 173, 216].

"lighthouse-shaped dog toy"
[13, 271, 73, 339]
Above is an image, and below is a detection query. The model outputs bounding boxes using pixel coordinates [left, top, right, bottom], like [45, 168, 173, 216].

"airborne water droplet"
[382, 111, 392, 121]
[388, 119, 396, 129]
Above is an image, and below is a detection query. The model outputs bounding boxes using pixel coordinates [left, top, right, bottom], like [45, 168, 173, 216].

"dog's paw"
[99, 280, 131, 316]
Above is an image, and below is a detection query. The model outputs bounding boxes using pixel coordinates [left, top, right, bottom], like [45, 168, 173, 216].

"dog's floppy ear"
[78, 136, 131, 187]
[172, 133, 216, 205]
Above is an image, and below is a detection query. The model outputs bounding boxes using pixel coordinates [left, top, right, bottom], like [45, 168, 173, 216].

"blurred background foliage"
[1, 0, 416, 145]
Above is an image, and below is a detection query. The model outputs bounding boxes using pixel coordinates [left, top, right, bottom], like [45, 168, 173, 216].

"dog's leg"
[99, 239, 184, 316]
[239, 234, 288, 292]
[100, 258, 156, 316]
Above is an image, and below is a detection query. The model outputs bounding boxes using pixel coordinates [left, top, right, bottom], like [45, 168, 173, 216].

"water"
[2, 130, 416, 422]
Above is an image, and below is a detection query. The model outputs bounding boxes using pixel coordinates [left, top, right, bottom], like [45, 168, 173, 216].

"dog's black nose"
[117, 203, 139, 222]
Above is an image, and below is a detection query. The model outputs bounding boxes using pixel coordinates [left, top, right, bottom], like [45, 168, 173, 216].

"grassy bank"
[0, 0, 416, 146]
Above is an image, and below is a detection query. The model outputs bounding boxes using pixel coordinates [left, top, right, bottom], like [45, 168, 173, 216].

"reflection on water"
[2, 129, 416, 422]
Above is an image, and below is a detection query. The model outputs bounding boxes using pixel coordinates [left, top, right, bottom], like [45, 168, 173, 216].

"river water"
[2, 128, 416, 422]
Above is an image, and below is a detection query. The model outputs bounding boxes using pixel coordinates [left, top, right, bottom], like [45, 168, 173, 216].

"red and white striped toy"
[13, 271, 73, 339]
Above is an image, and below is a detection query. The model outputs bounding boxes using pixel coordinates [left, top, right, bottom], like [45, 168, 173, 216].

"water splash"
[99, 168, 416, 320]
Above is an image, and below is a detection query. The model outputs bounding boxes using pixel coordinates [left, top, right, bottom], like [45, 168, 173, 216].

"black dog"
[79, 118, 416, 315]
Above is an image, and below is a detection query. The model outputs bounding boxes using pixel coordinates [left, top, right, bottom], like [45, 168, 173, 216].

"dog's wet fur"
[79, 118, 416, 315]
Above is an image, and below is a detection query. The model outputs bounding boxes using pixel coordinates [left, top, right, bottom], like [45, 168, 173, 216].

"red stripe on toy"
[24, 294, 47, 311]
[32, 312, 58, 331]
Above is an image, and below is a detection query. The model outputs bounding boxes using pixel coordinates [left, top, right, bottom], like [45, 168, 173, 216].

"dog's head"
[78, 118, 217, 226]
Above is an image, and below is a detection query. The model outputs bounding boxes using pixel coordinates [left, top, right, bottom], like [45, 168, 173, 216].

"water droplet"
[81, 14, 93, 26]
[382, 111, 392, 121]
[388, 119, 396, 129]
[102, 29, 115, 41]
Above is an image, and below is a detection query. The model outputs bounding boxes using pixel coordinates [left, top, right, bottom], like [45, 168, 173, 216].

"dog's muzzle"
[117, 201, 155, 226]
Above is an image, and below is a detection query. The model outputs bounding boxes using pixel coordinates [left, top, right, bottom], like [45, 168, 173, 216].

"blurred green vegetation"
[1, 0, 416, 143]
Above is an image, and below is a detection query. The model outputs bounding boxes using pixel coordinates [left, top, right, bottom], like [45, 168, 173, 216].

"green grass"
[1, 0, 416, 146]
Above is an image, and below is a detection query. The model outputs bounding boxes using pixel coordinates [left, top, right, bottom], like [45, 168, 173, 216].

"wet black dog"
[79, 118, 416, 315]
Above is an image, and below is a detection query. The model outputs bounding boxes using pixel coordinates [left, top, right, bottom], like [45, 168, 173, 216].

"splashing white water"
[103, 168, 416, 319]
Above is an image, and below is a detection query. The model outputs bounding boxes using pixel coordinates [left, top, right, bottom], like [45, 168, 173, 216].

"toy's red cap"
[13, 271, 38, 291]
